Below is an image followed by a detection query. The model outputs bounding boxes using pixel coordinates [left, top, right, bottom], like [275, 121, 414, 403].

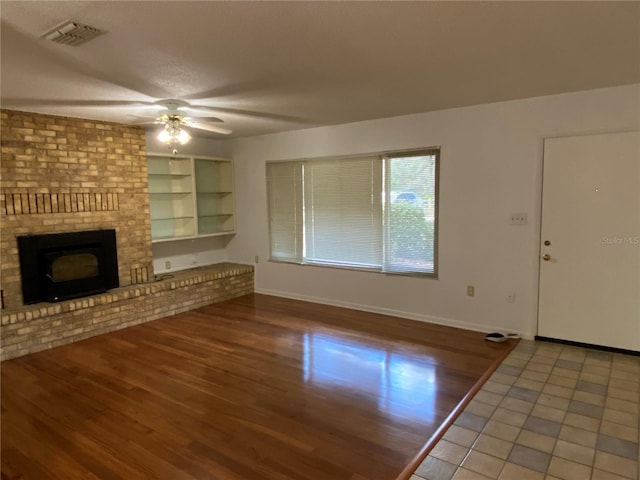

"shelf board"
[197, 191, 232, 195]
[149, 191, 193, 196]
[198, 230, 236, 236]
[148, 173, 192, 178]
[151, 231, 235, 243]
[151, 216, 194, 221]
[198, 214, 233, 219]
[151, 234, 193, 241]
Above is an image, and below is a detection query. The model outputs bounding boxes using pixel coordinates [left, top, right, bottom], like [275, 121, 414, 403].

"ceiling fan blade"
[182, 78, 279, 101]
[1, 98, 156, 108]
[128, 113, 163, 120]
[129, 121, 162, 126]
[189, 116, 225, 123]
[183, 104, 309, 124]
[178, 108, 224, 122]
[187, 121, 232, 135]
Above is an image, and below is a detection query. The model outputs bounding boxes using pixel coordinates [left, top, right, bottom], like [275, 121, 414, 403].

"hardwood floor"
[1, 294, 516, 480]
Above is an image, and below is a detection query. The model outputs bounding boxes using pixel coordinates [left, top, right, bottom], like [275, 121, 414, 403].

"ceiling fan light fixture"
[157, 117, 191, 154]
[157, 126, 191, 145]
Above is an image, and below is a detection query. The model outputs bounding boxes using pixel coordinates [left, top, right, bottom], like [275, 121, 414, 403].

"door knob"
[543, 254, 551, 261]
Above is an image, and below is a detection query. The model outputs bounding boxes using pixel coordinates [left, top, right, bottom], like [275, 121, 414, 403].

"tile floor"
[410, 340, 640, 480]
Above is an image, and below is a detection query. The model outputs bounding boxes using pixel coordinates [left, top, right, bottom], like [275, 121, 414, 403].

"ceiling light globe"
[157, 128, 172, 143]
[177, 129, 191, 145]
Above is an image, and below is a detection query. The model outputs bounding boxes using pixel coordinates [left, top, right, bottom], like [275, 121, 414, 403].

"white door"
[538, 131, 640, 352]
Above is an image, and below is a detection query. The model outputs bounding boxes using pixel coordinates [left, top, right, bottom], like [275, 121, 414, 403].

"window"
[266, 148, 439, 276]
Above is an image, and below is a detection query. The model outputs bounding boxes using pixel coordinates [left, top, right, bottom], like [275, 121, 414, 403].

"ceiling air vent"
[42, 21, 105, 46]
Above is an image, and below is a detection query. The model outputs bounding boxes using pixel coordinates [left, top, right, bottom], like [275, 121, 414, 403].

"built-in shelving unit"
[147, 154, 235, 242]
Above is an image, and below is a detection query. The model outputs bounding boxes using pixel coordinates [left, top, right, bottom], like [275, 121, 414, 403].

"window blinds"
[266, 148, 438, 276]
[266, 161, 303, 262]
[304, 157, 382, 268]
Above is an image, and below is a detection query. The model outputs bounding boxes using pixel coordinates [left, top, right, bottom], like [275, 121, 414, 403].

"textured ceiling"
[1, 1, 639, 138]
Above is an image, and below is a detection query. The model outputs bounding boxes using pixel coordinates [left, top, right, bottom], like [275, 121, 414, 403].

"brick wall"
[1, 109, 153, 308]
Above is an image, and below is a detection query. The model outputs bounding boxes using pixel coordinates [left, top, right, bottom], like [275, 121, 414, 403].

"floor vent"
[42, 21, 105, 46]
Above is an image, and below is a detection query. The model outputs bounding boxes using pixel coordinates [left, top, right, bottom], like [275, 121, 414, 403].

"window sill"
[268, 258, 437, 279]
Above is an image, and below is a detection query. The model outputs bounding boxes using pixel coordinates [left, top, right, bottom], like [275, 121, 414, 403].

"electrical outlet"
[467, 285, 475, 297]
[255, 255, 260, 263]
[506, 291, 516, 303]
[165, 261, 171, 270]
[510, 213, 528, 226]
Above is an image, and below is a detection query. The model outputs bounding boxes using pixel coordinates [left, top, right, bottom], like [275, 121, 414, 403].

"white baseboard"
[255, 288, 533, 339]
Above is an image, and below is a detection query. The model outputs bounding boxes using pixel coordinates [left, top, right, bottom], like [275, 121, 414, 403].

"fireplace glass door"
[44, 248, 105, 301]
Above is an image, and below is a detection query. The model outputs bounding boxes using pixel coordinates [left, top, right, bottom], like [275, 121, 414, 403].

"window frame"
[266, 147, 440, 278]
[382, 148, 440, 278]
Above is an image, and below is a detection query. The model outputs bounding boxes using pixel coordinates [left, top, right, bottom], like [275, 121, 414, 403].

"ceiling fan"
[132, 100, 232, 154]
[1, 22, 313, 148]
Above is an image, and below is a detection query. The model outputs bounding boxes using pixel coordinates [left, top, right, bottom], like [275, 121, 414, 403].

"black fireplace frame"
[18, 229, 119, 304]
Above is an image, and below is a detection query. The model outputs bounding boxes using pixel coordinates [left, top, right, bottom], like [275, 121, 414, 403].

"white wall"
[226, 84, 640, 338]
[145, 131, 235, 274]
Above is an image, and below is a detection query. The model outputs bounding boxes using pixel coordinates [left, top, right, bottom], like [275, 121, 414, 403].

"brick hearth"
[1, 264, 254, 361]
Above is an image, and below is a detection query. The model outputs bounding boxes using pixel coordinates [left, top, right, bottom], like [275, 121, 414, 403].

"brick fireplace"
[0, 110, 253, 360]
[1, 109, 153, 308]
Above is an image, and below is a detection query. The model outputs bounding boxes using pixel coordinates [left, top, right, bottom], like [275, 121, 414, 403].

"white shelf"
[147, 154, 236, 242]
[149, 191, 193, 196]
[148, 173, 191, 178]
[148, 156, 192, 175]
[151, 215, 193, 221]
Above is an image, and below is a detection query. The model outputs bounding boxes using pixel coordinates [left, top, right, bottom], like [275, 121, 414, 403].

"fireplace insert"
[17, 229, 119, 304]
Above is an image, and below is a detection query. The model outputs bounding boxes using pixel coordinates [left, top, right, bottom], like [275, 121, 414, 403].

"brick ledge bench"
[1, 262, 254, 361]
